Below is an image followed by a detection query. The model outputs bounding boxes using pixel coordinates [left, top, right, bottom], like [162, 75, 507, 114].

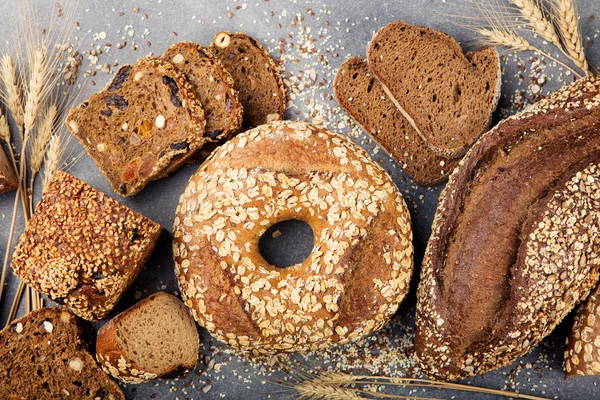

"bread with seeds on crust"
[0, 144, 17, 194]
[416, 76, 600, 381]
[11, 171, 162, 321]
[173, 120, 414, 354]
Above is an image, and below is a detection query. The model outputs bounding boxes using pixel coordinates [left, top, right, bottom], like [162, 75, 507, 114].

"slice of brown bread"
[0, 145, 17, 194]
[334, 56, 459, 185]
[367, 20, 501, 158]
[210, 32, 285, 128]
[96, 292, 199, 384]
[66, 57, 207, 197]
[416, 76, 600, 381]
[0, 307, 124, 400]
[11, 171, 162, 321]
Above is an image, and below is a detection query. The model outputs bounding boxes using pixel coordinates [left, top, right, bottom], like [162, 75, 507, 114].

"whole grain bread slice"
[0, 144, 17, 194]
[66, 57, 207, 196]
[0, 307, 124, 400]
[416, 76, 600, 381]
[96, 292, 199, 384]
[334, 56, 459, 185]
[367, 20, 501, 157]
[210, 32, 285, 128]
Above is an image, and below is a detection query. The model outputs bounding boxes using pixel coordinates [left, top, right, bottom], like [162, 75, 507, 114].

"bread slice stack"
[334, 20, 501, 185]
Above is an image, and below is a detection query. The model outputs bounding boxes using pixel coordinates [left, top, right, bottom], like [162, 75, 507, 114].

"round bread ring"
[173, 120, 413, 354]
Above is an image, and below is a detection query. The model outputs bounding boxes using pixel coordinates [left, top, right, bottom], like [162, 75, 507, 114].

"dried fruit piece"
[129, 133, 141, 146]
[166, 117, 178, 132]
[137, 120, 152, 137]
[170, 142, 189, 151]
[108, 66, 131, 92]
[104, 95, 128, 111]
[138, 156, 156, 179]
[203, 130, 222, 139]
[122, 159, 140, 183]
[162, 76, 182, 107]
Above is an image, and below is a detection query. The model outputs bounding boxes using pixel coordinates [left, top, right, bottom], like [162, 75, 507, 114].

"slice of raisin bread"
[66, 57, 207, 197]
[334, 57, 459, 185]
[11, 171, 162, 321]
[0, 144, 17, 194]
[210, 32, 285, 128]
[0, 307, 124, 400]
[367, 20, 501, 158]
[96, 292, 199, 384]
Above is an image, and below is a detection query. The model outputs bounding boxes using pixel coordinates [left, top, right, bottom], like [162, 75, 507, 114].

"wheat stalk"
[23, 46, 47, 139]
[552, 0, 590, 75]
[510, 0, 561, 45]
[42, 134, 60, 192]
[0, 55, 24, 136]
[0, 112, 9, 145]
[29, 103, 56, 177]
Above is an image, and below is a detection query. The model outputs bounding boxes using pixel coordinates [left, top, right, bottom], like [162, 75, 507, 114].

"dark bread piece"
[96, 292, 199, 383]
[66, 57, 206, 196]
[0, 145, 17, 194]
[367, 20, 501, 157]
[416, 76, 600, 380]
[565, 281, 600, 377]
[12, 171, 162, 321]
[0, 307, 124, 400]
[210, 32, 285, 128]
[333, 56, 459, 185]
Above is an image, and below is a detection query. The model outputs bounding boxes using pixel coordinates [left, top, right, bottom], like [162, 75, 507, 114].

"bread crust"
[173, 120, 413, 354]
[416, 76, 600, 380]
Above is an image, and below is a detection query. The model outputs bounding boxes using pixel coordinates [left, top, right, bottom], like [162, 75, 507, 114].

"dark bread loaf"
[565, 281, 600, 377]
[12, 171, 162, 321]
[333, 56, 459, 185]
[0, 145, 17, 194]
[66, 57, 206, 196]
[0, 307, 124, 400]
[367, 20, 501, 157]
[210, 32, 285, 128]
[96, 292, 199, 383]
[416, 76, 600, 380]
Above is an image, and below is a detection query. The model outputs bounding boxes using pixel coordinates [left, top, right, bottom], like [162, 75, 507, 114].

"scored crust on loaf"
[367, 20, 501, 158]
[565, 282, 600, 377]
[333, 56, 459, 185]
[0, 144, 17, 194]
[416, 76, 600, 381]
[66, 57, 207, 197]
[96, 292, 199, 384]
[173, 120, 414, 354]
[210, 31, 286, 128]
[11, 171, 162, 321]
[0, 308, 124, 400]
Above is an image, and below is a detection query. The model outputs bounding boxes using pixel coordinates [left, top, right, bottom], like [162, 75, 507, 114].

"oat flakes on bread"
[66, 57, 206, 197]
[96, 292, 199, 384]
[173, 120, 414, 354]
[416, 76, 600, 381]
[334, 56, 459, 185]
[210, 31, 285, 128]
[0, 144, 17, 194]
[0, 307, 124, 400]
[367, 20, 501, 158]
[11, 171, 162, 321]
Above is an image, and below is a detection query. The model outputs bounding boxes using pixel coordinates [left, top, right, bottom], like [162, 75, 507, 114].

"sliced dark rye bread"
[161, 41, 243, 170]
[416, 76, 600, 381]
[0, 144, 17, 194]
[66, 57, 207, 197]
[367, 20, 501, 158]
[0, 307, 124, 400]
[334, 56, 459, 185]
[210, 32, 285, 129]
[96, 292, 199, 384]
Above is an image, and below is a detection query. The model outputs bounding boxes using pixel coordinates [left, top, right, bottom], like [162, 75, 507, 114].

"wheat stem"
[0, 188, 21, 305]
[7, 280, 25, 325]
[552, 0, 590, 75]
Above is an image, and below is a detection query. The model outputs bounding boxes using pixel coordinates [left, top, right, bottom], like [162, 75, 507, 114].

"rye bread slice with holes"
[0, 145, 17, 194]
[210, 32, 285, 128]
[96, 292, 199, 384]
[367, 20, 501, 158]
[416, 76, 600, 381]
[0, 307, 124, 400]
[334, 57, 459, 185]
[66, 57, 207, 197]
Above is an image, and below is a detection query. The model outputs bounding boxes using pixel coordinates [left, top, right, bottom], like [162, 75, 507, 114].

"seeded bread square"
[0, 144, 17, 194]
[11, 171, 162, 321]
[66, 57, 207, 197]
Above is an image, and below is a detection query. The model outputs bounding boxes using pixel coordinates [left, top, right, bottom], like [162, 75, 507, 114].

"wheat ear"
[23, 46, 47, 139]
[510, 0, 562, 45]
[29, 103, 56, 176]
[0, 55, 24, 136]
[0, 112, 9, 145]
[552, 0, 589, 75]
[42, 134, 60, 192]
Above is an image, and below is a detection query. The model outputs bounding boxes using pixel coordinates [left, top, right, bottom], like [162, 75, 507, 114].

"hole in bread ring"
[258, 219, 314, 268]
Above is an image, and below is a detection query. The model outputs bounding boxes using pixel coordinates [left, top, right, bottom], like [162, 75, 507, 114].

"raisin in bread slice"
[210, 32, 285, 128]
[0, 308, 124, 400]
[11, 171, 162, 321]
[96, 292, 199, 384]
[367, 20, 501, 158]
[0, 144, 17, 194]
[66, 57, 206, 196]
[334, 57, 459, 185]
